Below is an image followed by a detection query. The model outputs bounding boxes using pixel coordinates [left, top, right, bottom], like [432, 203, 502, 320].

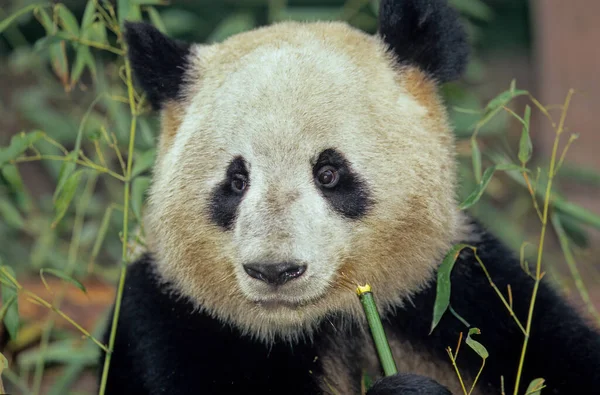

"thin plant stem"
[471, 249, 527, 336]
[446, 347, 468, 395]
[98, 43, 138, 393]
[512, 89, 574, 395]
[469, 360, 485, 395]
[12, 155, 126, 181]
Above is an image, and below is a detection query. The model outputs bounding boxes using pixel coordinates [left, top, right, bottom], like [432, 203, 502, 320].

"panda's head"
[126, 0, 469, 341]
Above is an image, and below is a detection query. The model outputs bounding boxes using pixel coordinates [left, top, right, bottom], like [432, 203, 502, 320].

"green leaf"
[53, 152, 77, 201]
[525, 378, 545, 395]
[53, 169, 84, 227]
[0, 3, 39, 34]
[118, 0, 142, 24]
[471, 138, 482, 183]
[473, 86, 528, 132]
[132, 176, 151, 220]
[484, 88, 528, 113]
[0, 131, 44, 167]
[0, 294, 17, 323]
[1, 266, 20, 340]
[131, 149, 156, 178]
[2, 163, 24, 194]
[459, 164, 523, 210]
[430, 244, 470, 334]
[71, 45, 96, 85]
[81, 0, 97, 29]
[33, 34, 64, 52]
[450, 0, 493, 21]
[208, 12, 256, 43]
[0, 198, 25, 229]
[87, 21, 107, 45]
[465, 328, 488, 359]
[133, 0, 169, 5]
[146, 6, 167, 34]
[35, 7, 54, 33]
[56, 4, 80, 37]
[18, 339, 98, 368]
[518, 105, 532, 165]
[40, 268, 87, 294]
[1, 164, 31, 211]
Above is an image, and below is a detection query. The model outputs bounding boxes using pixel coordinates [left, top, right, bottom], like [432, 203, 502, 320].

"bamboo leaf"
[71, 45, 96, 85]
[0, 198, 25, 229]
[465, 328, 488, 359]
[0, 131, 44, 167]
[0, 3, 39, 34]
[131, 149, 156, 178]
[52, 169, 84, 227]
[0, 294, 17, 323]
[2, 164, 24, 192]
[430, 244, 470, 334]
[55, 4, 80, 37]
[40, 268, 87, 294]
[471, 138, 482, 183]
[459, 164, 522, 210]
[146, 6, 167, 33]
[53, 152, 77, 201]
[35, 7, 54, 33]
[18, 339, 98, 368]
[118, 0, 142, 24]
[208, 12, 256, 43]
[484, 89, 528, 113]
[525, 378, 545, 395]
[450, 0, 493, 21]
[134, 0, 169, 6]
[0, 266, 20, 340]
[132, 176, 151, 220]
[518, 105, 532, 165]
[81, 0, 96, 28]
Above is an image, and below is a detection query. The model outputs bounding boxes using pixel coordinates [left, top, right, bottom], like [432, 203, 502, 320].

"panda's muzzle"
[243, 262, 307, 286]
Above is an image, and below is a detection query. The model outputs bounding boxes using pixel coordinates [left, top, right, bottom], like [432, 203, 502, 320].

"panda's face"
[143, 22, 462, 340]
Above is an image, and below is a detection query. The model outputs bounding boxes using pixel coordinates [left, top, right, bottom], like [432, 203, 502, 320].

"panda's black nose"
[243, 263, 307, 286]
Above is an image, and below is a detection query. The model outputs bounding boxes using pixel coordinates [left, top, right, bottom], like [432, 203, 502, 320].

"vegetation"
[0, 1, 598, 394]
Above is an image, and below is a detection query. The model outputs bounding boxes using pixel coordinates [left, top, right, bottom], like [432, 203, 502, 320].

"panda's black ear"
[378, 0, 469, 83]
[124, 22, 191, 110]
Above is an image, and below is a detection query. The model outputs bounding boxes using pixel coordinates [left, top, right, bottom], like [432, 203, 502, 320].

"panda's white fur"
[146, 21, 463, 342]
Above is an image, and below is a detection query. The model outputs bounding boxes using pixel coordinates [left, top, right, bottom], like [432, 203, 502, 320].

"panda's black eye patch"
[313, 149, 371, 219]
[209, 157, 249, 230]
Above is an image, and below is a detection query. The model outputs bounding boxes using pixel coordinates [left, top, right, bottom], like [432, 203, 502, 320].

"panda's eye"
[231, 174, 247, 193]
[316, 166, 339, 188]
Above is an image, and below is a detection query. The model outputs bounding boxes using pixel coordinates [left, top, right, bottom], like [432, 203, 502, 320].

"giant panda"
[100, 0, 600, 394]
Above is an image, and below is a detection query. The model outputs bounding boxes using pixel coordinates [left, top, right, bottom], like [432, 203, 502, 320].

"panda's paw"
[366, 373, 452, 395]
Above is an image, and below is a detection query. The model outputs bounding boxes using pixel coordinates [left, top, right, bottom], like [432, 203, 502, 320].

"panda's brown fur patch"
[158, 101, 185, 152]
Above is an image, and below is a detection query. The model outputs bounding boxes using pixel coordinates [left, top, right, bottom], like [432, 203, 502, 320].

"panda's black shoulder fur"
[124, 22, 190, 110]
[99, 220, 600, 394]
[378, 0, 469, 82]
[389, 222, 600, 393]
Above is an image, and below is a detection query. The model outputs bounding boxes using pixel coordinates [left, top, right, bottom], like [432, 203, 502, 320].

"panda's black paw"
[366, 373, 452, 395]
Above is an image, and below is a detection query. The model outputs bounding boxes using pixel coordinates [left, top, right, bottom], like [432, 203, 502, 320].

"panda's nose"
[243, 262, 307, 286]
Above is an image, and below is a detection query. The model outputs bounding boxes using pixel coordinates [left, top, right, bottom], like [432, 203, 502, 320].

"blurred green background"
[0, 0, 599, 394]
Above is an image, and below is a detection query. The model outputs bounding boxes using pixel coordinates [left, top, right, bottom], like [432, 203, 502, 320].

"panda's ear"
[124, 22, 191, 110]
[378, 0, 469, 83]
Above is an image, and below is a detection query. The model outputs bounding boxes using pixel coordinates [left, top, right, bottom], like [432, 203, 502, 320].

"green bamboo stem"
[357, 284, 398, 377]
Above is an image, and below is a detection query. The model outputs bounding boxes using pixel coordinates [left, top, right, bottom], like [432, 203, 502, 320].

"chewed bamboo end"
[356, 284, 372, 296]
